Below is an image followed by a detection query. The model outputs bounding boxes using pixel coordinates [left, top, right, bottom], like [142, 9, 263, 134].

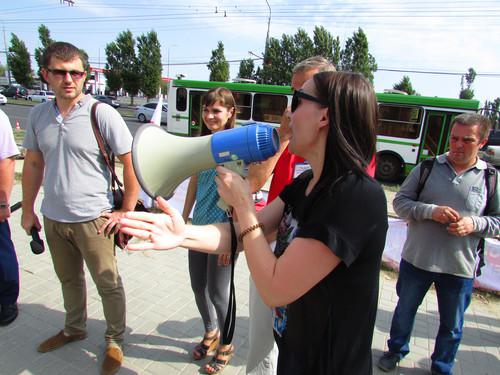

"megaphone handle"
[216, 160, 247, 212]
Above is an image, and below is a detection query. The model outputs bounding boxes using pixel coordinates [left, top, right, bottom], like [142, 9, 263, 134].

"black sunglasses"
[47, 68, 86, 80]
[291, 89, 329, 113]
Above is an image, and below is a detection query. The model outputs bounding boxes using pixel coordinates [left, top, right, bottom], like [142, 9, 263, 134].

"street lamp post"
[2, 24, 12, 85]
[265, 0, 271, 53]
[166, 44, 178, 79]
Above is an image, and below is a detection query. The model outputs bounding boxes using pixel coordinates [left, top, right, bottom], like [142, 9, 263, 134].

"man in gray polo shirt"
[21, 41, 139, 375]
[378, 113, 500, 375]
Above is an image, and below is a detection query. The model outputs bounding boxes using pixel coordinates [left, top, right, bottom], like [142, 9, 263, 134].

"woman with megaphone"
[181, 87, 238, 374]
[119, 71, 389, 375]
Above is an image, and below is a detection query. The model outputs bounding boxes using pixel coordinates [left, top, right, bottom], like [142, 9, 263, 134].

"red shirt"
[267, 147, 305, 204]
[266, 148, 376, 205]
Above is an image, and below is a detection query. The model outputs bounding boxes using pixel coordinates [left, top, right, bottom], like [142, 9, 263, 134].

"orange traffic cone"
[15, 120, 20, 130]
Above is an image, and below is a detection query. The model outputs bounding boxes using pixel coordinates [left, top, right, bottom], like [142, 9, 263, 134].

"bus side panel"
[376, 137, 421, 166]
[167, 87, 190, 135]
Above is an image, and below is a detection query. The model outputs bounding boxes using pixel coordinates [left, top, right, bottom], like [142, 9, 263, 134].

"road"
[1, 102, 144, 136]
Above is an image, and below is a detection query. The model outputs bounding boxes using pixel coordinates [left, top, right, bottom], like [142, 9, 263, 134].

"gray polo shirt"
[23, 95, 132, 223]
[393, 154, 500, 278]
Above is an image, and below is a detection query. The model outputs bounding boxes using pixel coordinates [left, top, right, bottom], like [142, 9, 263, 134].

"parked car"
[479, 129, 500, 167]
[135, 102, 168, 124]
[27, 90, 55, 102]
[94, 95, 120, 108]
[3, 85, 28, 99]
[0, 93, 7, 105]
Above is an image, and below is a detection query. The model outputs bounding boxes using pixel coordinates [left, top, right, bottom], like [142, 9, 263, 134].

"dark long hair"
[313, 71, 378, 182]
[201, 87, 236, 136]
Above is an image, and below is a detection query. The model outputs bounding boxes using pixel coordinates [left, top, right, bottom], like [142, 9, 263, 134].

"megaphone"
[132, 123, 279, 199]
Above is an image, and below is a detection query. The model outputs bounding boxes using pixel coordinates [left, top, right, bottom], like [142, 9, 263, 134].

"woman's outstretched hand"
[119, 197, 186, 251]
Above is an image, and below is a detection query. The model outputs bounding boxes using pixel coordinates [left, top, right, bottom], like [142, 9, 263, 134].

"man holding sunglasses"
[21, 41, 139, 375]
[245, 56, 336, 375]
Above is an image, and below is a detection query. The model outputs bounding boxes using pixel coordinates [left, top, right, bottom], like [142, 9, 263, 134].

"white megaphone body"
[132, 123, 280, 200]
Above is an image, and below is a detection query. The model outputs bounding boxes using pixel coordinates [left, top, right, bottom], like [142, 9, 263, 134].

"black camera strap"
[222, 216, 237, 344]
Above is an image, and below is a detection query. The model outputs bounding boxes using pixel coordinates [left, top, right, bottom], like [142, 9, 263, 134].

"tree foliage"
[116, 30, 141, 103]
[137, 30, 162, 99]
[237, 58, 255, 79]
[34, 24, 55, 83]
[0, 64, 5, 77]
[104, 42, 123, 94]
[483, 97, 500, 130]
[207, 41, 229, 82]
[313, 26, 341, 68]
[8, 33, 33, 87]
[340, 28, 377, 83]
[393, 76, 417, 95]
[459, 67, 476, 99]
[259, 26, 376, 85]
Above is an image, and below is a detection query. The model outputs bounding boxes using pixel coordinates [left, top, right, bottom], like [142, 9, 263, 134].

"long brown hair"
[313, 71, 378, 181]
[201, 87, 236, 135]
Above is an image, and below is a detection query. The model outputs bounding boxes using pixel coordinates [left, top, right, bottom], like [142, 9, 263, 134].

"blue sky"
[2, 0, 499, 105]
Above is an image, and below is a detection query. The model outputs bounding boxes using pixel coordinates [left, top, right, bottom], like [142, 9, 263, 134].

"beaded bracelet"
[238, 223, 265, 242]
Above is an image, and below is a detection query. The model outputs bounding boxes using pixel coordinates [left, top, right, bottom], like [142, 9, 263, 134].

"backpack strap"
[475, 162, 498, 277]
[415, 158, 435, 201]
[90, 102, 123, 188]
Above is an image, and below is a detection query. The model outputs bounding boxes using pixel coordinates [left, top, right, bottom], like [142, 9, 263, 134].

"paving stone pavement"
[1, 182, 499, 375]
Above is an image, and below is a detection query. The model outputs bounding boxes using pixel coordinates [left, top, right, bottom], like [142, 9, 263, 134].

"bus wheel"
[376, 154, 403, 182]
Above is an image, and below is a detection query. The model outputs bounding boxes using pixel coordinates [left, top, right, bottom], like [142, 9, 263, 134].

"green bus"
[167, 80, 480, 181]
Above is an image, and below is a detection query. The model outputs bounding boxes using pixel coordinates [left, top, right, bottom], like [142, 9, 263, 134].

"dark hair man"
[21, 41, 139, 375]
[378, 113, 500, 375]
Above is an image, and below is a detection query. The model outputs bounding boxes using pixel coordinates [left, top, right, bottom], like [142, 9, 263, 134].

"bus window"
[233, 92, 252, 120]
[253, 94, 288, 124]
[176, 88, 187, 111]
[420, 113, 447, 159]
[378, 105, 422, 139]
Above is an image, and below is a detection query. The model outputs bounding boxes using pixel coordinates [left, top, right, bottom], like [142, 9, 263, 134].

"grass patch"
[381, 183, 400, 192]
[117, 108, 135, 118]
[13, 129, 25, 144]
[6, 98, 36, 107]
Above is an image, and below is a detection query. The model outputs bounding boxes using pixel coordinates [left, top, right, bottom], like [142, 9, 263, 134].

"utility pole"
[265, 0, 271, 54]
[2, 24, 12, 85]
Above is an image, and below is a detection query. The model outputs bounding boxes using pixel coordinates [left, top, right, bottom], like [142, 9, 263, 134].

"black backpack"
[415, 158, 497, 276]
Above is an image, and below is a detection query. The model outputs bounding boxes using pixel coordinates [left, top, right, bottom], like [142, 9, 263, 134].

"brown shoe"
[37, 330, 87, 353]
[101, 346, 123, 375]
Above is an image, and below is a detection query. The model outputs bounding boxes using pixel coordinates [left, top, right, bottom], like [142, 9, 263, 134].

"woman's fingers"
[119, 217, 157, 232]
[119, 225, 154, 239]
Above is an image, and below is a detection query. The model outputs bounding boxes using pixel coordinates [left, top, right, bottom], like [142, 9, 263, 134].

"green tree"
[104, 42, 123, 94]
[34, 24, 55, 83]
[117, 30, 141, 104]
[137, 30, 162, 99]
[237, 58, 255, 79]
[340, 28, 377, 83]
[8, 33, 33, 87]
[258, 26, 376, 84]
[313, 26, 340, 68]
[459, 67, 476, 99]
[393, 76, 417, 95]
[484, 98, 500, 129]
[207, 41, 229, 82]
[259, 29, 312, 85]
[0, 64, 5, 77]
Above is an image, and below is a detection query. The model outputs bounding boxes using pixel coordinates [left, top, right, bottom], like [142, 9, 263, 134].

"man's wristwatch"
[0, 203, 9, 209]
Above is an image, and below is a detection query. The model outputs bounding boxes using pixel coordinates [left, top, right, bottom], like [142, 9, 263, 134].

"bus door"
[418, 111, 452, 161]
[189, 91, 205, 137]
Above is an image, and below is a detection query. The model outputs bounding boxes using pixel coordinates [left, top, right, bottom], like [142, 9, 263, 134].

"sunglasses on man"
[291, 89, 329, 113]
[46, 68, 86, 80]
